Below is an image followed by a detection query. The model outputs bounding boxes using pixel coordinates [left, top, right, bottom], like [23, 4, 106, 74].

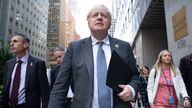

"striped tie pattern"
[97, 42, 111, 108]
[10, 60, 22, 107]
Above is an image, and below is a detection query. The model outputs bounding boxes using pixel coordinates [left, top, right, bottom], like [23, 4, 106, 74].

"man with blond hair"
[48, 4, 140, 108]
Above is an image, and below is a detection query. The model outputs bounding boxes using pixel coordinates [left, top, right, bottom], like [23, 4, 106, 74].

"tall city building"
[0, 1, 9, 46]
[65, 0, 80, 48]
[109, 0, 119, 37]
[64, 6, 80, 48]
[67, 0, 77, 16]
[114, 0, 167, 67]
[113, 0, 192, 67]
[47, 0, 80, 65]
[47, 0, 66, 65]
[0, 0, 49, 60]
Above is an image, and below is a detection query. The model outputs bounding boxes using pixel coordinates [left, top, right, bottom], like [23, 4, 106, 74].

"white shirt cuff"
[127, 85, 135, 99]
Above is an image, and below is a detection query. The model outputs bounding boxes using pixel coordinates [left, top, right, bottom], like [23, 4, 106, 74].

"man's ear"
[24, 42, 29, 49]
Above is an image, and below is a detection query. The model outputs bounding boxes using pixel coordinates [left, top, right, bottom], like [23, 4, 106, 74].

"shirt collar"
[91, 35, 110, 46]
[16, 53, 29, 64]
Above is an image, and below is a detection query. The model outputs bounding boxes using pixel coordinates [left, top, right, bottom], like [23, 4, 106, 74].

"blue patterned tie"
[97, 42, 111, 108]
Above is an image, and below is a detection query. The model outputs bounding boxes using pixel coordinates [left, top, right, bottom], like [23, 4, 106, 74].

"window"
[10, 5, 14, 11]
[9, 17, 13, 22]
[17, 0, 20, 4]
[26, 17, 28, 22]
[30, 20, 32, 25]
[20, 24, 23, 29]
[29, 29, 31, 34]
[26, 8, 29, 12]
[25, 27, 28, 32]
[8, 29, 12, 34]
[31, 50, 33, 54]
[15, 21, 19, 26]
[22, 4, 25, 8]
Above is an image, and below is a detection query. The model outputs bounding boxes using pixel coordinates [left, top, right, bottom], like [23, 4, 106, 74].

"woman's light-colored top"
[147, 67, 188, 106]
[154, 68, 178, 106]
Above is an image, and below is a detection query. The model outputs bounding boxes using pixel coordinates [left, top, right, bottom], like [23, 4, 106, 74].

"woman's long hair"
[153, 49, 177, 76]
[141, 66, 150, 76]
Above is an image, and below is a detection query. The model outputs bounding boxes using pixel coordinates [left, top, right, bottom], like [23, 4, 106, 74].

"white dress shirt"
[91, 35, 135, 108]
[91, 35, 112, 108]
[9, 53, 29, 104]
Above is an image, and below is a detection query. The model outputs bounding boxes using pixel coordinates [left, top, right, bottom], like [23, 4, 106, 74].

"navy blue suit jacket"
[48, 36, 140, 108]
[179, 53, 192, 99]
[0, 55, 50, 108]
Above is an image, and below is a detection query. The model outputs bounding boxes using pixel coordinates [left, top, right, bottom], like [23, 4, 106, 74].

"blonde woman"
[147, 49, 190, 108]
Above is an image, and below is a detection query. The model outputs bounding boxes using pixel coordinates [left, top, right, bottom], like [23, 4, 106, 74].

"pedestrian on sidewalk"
[147, 49, 190, 108]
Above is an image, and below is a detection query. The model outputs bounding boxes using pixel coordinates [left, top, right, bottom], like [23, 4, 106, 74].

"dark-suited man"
[50, 47, 65, 89]
[50, 47, 73, 108]
[0, 33, 50, 108]
[48, 4, 140, 108]
[179, 53, 192, 104]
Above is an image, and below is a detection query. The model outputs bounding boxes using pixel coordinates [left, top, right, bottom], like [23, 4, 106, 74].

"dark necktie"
[97, 42, 111, 108]
[10, 60, 22, 106]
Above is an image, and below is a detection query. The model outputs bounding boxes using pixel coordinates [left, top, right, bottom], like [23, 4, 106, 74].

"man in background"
[50, 47, 73, 108]
[50, 47, 65, 89]
[0, 33, 49, 108]
[179, 53, 192, 104]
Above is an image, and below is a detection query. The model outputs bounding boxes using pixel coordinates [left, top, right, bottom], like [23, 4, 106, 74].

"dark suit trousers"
[65, 98, 72, 108]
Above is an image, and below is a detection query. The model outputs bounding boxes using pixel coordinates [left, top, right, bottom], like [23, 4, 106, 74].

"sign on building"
[172, 6, 189, 41]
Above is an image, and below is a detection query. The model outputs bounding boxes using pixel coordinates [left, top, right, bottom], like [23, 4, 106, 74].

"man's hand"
[183, 99, 191, 108]
[117, 84, 133, 102]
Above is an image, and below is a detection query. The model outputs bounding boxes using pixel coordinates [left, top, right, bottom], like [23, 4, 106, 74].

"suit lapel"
[81, 37, 121, 80]
[82, 36, 119, 78]
[6, 59, 17, 89]
[25, 56, 33, 88]
[82, 37, 94, 80]
[109, 37, 120, 53]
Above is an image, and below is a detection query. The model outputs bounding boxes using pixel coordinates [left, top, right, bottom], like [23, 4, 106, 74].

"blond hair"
[87, 4, 112, 21]
[153, 49, 177, 76]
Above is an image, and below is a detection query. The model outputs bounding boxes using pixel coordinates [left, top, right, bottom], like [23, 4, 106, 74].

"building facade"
[164, 0, 192, 65]
[0, 0, 49, 60]
[109, 0, 119, 37]
[0, 1, 9, 46]
[65, 1, 80, 48]
[47, 0, 80, 65]
[113, 0, 192, 67]
[47, 0, 66, 65]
